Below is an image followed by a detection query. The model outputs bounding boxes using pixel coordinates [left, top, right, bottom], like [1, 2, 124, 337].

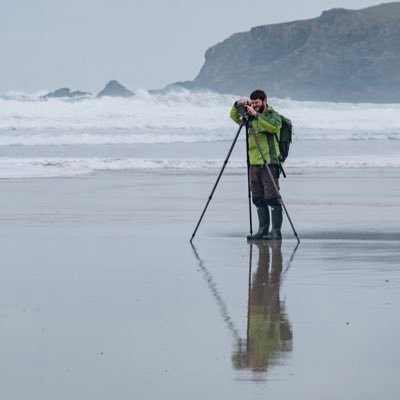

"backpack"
[275, 114, 293, 163]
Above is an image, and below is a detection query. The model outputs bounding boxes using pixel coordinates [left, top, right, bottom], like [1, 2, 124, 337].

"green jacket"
[230, 104, 282, 165]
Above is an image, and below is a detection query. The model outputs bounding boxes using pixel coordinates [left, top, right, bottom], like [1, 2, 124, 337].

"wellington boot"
[264, 205, 282, 240]
[247, 207, 270, 240]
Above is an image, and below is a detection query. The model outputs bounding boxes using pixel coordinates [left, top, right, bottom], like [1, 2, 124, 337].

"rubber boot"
[247, 207, 269, 240]
[264, 205, 282, 240]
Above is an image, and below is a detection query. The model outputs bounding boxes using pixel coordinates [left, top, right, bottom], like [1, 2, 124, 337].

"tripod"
[190, 114, 300, 244]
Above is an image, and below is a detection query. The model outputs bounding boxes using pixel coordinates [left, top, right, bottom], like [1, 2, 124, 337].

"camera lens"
[236, 103, 247, 115]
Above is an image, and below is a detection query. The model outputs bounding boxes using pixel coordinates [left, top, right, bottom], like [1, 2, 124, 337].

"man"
[230, 89, 283, 240]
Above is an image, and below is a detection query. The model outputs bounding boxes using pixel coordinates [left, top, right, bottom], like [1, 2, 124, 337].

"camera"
[235, 102, 248, 116]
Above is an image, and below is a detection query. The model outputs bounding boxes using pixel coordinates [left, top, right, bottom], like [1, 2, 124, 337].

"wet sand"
[0, 167, 400, 399]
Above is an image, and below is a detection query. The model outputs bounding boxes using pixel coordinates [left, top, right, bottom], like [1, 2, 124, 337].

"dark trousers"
[249, 164, 280, 207]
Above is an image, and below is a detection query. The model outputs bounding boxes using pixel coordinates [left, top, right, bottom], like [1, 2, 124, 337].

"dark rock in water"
[178, 3, 400, 103]
[97, 80, 135, 98]
[70, 90, 92, 98]
[43, 88, 92, 99]
[148, 81, 206, 95]
[45, 88, 70, 98]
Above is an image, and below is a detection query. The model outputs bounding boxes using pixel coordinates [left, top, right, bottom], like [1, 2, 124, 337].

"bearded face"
[250, 98, 267, 113]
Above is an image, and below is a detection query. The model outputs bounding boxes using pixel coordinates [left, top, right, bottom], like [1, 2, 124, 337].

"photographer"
[230, 90, 283, 240]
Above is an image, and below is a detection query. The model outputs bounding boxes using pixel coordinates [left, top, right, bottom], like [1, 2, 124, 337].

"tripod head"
[235, 103, 253, 124]
[241, 113, 253, 125]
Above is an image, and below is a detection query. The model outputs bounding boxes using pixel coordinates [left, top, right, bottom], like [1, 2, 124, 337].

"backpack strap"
[273, 132, 286, 178]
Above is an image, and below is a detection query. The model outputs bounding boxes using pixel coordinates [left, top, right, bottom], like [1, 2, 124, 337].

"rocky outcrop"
[43, 88, 92, 99]
[179, 3, 400, 102]
[97, 80, 135, 98]
[148, 80, 206, 95]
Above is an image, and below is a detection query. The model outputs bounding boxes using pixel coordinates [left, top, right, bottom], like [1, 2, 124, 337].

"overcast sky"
[0, 0, 388, 94]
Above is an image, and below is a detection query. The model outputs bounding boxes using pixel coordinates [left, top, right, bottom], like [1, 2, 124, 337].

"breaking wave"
[0, 89, 399, 145]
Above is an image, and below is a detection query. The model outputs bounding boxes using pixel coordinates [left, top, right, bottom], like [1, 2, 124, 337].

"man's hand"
[238, 98, 250, 106]
[246, 106, 257, 117]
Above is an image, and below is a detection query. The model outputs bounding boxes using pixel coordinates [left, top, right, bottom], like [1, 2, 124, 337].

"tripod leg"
[245, 130, 253, 235]
[190, 121, 246, 243]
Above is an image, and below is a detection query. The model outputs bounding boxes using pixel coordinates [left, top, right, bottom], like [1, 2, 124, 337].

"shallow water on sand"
[0, 168, 399, 399]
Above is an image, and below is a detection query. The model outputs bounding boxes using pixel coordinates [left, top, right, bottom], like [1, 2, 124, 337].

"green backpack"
[275, 114, 293, 163]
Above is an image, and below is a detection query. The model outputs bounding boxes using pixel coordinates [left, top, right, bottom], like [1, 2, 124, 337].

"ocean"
[1, 89, 400, 179]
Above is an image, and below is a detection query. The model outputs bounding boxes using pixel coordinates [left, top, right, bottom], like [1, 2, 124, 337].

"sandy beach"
[1, 165, 399, 399]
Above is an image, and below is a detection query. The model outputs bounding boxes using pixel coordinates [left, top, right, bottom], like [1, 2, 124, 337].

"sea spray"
[0, 90, 399, 145]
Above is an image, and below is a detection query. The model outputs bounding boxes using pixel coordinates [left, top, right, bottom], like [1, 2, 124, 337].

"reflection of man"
[232, 241, 292, 373]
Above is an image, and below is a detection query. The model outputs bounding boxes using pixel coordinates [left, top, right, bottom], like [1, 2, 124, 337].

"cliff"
[182, 3, 400, 102]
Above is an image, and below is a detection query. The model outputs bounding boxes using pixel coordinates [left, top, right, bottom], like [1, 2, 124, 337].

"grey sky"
[0, 0, 387, 94]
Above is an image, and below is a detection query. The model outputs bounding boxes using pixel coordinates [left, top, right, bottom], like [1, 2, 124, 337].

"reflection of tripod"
[190, 113, 300, 244]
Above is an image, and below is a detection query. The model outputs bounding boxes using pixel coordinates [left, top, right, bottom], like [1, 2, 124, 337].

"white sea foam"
[0, 90, 399, 146]
[1, 156, 399, 179]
